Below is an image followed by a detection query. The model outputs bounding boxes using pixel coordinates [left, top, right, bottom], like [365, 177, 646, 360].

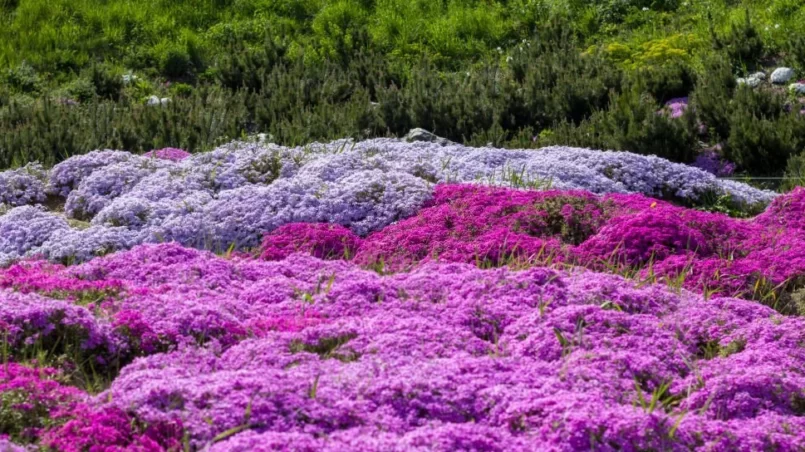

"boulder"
[771, 67, 795, 84]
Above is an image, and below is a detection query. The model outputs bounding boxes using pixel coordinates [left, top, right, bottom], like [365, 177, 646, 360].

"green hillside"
[1, 0, 804, 187]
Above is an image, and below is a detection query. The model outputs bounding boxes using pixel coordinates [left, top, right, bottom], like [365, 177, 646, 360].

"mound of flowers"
[0, 362, 182, 450]
[0, 244, 800, 450]
[0, 136, 799, 450]
[0, 138, 775, 265]
[259, 185, 805, 310]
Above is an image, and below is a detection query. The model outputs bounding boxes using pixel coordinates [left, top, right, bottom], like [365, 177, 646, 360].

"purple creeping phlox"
[0, 163, 48, 207]
[142, 148, 191, 162]
[0, 243, 799, 449]
[0, 137, 776, 265]
[258, 185, 805, 306]
[0, 361, 183, 449]
[72, 244, 805, 450]
[693, 150, 736, 177]
[662, 97, 689, 119]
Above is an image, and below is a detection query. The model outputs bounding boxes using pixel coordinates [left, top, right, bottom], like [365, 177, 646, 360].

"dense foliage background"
[1, 0, 805, 188]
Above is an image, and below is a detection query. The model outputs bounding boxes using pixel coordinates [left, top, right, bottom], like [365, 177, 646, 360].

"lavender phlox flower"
[0, 206, 69, 264]
[46, 150, 134, 198]
[0, 162, 48, 207]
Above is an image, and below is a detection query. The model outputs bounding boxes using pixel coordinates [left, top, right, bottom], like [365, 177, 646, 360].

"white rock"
[160, 97, 171, 105]
[771, 67, 795, 84]
[749, 71, 766, 80]
[146, 95, 161, 106]
[790, 83, 805, 95]
[122, 73, 138, 85]
[737, 77, 762, 88]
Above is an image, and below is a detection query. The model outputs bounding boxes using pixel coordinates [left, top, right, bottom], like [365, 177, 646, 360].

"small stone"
[146, 95, 161, 106]
[789, 83, 805, 95]
[160, 97, 171, 105]
[255, 133, 275, 143]
[737, 77, 761, 88]
[749, 71, 766, 80]
[771, 67, 795, 84]
[404, 128, 453, 146]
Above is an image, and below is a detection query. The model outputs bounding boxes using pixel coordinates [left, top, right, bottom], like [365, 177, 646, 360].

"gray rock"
[749, 71, 766, 80]
[146, 96, 171, 107]
[771, 67, 795, 84]
[737, 77, 762, 88]
[255, 133, 276, 143]
[790, 83, 805, 95]
[404, 128, 453, 146]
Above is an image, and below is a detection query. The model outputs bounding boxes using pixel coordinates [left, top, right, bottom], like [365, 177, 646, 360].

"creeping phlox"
[0, 138, 797, 450]
[0, 243, 800, 450]
[0, 138, 775, 265]
[261, 185, 805, 305]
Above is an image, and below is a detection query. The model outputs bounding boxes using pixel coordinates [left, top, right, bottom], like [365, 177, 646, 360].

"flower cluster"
[142, 147, 191, 162]
[260, 185, 805, 304]
[0, 363, 84, 444]
[662, 97, 688, 119]
[0, 207, 69, 266]
[259, 223, 361, 261]
[0, 132, 798, 451]
[0, 362, 182, 449]
[0, 242, 798, 449]
[45, 150, 133, 198]
[52, 243, 801, 450]
[64, 157, 173, 220]
[40, 406, 183, 452]
[0, 137, 775, 265]
[693, 150, 736, 177]
[0, 163, 47, 207]
[0, 288, 125, 360]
